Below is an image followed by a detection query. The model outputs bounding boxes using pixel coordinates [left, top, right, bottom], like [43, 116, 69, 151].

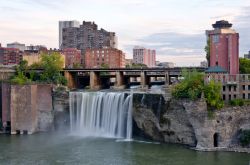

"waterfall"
[69, 91, 133, 139]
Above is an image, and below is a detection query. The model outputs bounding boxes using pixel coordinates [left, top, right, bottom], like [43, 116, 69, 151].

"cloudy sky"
[1, 0, 250, 66]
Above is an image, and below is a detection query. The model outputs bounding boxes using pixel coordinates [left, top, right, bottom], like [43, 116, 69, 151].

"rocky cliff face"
[132, 93, 250, 151]
[52, 87, 70, 131]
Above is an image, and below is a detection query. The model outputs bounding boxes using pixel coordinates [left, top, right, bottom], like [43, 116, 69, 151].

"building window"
[243, 94, 245, 99]
[229, 86, 231, 92]
[223, 95, 225, 100]
[234, 94, 236, 99]
[223, 86, 226, 91]
[229, 95, 231, 101]
[248, 94, 250, 99]
[213, 35, 219, 43]
[242, 85, 245, 90]
[234, 86, 236, 91]
[248, 85, 250, 90]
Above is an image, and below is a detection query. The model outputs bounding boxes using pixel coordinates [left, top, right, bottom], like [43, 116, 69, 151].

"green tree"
[203, 80, 224, 110]
[39, 52, 67, 85]
[239, 57, 250, 74]
[172, 70, 224, 110]
[10, 60, 31, 85]
[172, 69, 204, 100]
[205, 39, 210, 66]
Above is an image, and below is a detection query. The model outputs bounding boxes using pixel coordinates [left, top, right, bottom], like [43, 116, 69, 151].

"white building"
[157, 62, 175, 68]
[133, 46, 156, 67]
[59, 20, 80, 49]
[7, 42, 26, 51]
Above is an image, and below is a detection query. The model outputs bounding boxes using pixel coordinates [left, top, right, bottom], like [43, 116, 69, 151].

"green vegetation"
[240, 130, 250, 147]
[73, 63, 82, 69]
[100, 63, 109, 76]
[205, 39, 210, 66]
[39, 52, 66, 85]
[11, 52, 67, 85]
[172, 69, 224, 110]
[204, 80, 224, 110]
[10, 60, 31, 85]
[172, 69, 204, 100]
[239, 57, 250, 74]
[126, 63, 147, 68]
[229, 99, 244, 106]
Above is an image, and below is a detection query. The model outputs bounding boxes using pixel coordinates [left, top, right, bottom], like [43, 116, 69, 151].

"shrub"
[172, 70, 224, 110]
[204, 80, 224, 110]
[229, 99, 244, 106]
[172, 69, 204, 100]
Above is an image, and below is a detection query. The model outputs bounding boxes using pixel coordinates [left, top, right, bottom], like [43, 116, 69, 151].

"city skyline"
[1, 0, 250, 66]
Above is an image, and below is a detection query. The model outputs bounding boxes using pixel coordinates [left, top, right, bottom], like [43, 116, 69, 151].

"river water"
[0, 133, 249, 165]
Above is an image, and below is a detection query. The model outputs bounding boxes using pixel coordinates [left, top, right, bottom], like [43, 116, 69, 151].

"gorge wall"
[1, 85, 249, 152]
[133, 93, 250, 152]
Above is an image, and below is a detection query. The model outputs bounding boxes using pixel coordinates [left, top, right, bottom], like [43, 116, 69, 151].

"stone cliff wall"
[52, 87, 70, 130]
[132, 93, 250, 152]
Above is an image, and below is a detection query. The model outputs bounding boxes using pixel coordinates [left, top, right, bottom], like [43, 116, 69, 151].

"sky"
[0, 0, 250, 66]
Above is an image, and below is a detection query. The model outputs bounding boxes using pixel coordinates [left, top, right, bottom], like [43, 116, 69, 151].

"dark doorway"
[213, 133, 219, 147]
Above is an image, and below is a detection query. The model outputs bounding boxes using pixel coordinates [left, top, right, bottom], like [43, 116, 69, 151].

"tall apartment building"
[206, 20, 239, 74]
[133, 46, 156, 67]
[85, 48, 125, 68]
[7, 42, 26, 51]
[61, 21, 117, 64]
[62, 48, 81, 68]
[0, 47, 23, 65]
[59, 20, 80, 49]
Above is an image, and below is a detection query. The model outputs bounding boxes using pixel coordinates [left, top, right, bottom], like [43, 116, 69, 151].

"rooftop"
[212, 20, 232, 29]
[205, 66, 228, 73]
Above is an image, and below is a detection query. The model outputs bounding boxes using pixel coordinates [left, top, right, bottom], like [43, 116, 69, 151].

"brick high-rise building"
[206, 20, 239, 74]
[62, 48, 81, 68]
[61, 21, 117, 65]
[85, 48, 125, 68]
[0, 47, 23, 65]
[59, 20, 80, 49]
[133, 46, 156, 67]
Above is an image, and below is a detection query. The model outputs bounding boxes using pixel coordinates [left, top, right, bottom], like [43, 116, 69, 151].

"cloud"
[124, 32, 206, 56]
[233, 6, 250, 55]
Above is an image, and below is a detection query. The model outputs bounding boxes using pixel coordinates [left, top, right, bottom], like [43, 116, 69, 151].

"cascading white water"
[69, 92, 133, 139]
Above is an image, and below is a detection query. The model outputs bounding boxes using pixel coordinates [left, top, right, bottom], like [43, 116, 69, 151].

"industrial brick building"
[85, 48, 125, 68]
[133, 46, 156, 67]
[206, 20, 239, 74]
[62, 48, 82, 68]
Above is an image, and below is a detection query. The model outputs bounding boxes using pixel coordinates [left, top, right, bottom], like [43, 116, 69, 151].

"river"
[0, 133, 249, 165]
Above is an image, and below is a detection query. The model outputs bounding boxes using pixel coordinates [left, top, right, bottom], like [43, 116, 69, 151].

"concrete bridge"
[63, 67, 206, 89]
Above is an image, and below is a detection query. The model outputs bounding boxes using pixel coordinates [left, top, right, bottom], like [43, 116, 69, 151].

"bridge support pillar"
[152, 77, 157, 82]
[140, 71, 149, 88]
[64, 71, 76, 89]
[115, 71, 125, 89]
[90, 71, 101, 90]
[165, 72, 170, 86]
